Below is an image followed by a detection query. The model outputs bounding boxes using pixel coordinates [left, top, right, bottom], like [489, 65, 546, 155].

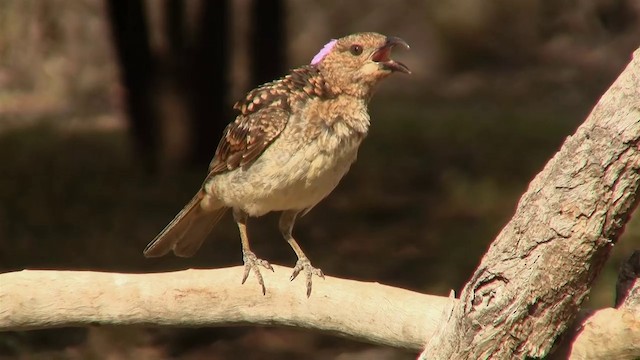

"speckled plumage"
[206, 91, 369, 217]
[144, 32, 410, 296]
[209, 66, 336, 174]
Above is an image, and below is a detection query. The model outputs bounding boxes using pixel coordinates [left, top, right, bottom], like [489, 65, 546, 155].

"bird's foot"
[290, 257, 325, 297]
[241, 250, 274, 295]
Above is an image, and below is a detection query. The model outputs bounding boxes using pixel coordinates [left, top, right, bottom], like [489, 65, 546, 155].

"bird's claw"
[242, 250, 274, 295]
[290, 257, 324, 297]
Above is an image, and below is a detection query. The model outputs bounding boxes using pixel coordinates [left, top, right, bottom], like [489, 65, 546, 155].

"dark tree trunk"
[106, 0, 159, 172]
[164, 0, 185, 53]
[105, 0, 285, 170]
[250, 0, 287, 87]
[187, 0, 230, 166]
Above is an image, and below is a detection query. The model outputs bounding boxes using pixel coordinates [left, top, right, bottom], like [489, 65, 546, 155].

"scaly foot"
[290, 257, 325, 297]
[242, 250, 274, 295]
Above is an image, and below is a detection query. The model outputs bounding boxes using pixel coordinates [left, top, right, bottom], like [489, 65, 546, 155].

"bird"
[143, 32, 410, 297]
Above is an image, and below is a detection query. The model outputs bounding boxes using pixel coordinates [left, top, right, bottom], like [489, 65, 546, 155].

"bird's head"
[311, 32, 410, 99]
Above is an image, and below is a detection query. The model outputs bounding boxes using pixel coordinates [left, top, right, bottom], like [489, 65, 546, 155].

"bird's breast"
[208, 111, 368, 216]
[303, 120, 365, 183]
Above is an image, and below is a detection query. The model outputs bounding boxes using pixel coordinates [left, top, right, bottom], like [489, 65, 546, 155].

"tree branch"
[0, 267, 638, 357]
[550, 251, 640, 360]
[421, 48, 640, 359]
[565, 299, 640, 359]
[0, 266, 448, 350]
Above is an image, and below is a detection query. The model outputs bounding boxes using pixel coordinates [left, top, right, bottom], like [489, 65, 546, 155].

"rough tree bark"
[421, 48, 640, 359]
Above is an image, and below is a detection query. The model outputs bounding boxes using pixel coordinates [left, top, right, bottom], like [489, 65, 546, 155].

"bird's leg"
[279, 210, 325, 297]
[233, 208, 273, 295]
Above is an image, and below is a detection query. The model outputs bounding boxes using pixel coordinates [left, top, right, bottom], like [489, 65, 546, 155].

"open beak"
[371, 36, 411, 74]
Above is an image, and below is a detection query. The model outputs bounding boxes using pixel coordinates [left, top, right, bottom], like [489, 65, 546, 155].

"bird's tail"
[143, 190, 228, 258]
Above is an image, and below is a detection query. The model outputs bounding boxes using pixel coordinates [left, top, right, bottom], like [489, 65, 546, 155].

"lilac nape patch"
[310, 39, 337, 65]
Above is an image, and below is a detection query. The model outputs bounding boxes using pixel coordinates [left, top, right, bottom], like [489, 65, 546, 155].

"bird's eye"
[349, 44, 363, 56]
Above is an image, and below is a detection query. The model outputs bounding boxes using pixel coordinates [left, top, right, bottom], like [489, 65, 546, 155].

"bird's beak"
[371, 37, 411, 74]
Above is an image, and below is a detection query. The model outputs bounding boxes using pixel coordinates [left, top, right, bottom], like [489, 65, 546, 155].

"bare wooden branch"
[421, 48, 640, 359]
[566, 308, 640, 360]
[0, 268, 638, 356]
[0, 266, 449, 350]
[554, 250, 640, 360]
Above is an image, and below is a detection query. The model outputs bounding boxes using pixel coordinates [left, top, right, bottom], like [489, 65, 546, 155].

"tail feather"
[144, 190, 228, 258]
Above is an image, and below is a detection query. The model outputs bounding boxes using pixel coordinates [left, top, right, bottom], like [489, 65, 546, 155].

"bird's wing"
[209, 66, 333, 174]
[208, 93, 291, 174]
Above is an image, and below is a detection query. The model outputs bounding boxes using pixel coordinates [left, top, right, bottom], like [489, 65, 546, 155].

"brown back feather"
[208, 66, 335, 174]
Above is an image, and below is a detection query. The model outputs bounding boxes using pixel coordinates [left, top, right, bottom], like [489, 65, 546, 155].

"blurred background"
[1, 0, 639, 359]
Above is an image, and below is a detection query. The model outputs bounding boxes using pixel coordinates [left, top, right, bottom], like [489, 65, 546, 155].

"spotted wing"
[209, 105, 290, 174]
[209, 66, 332, 175]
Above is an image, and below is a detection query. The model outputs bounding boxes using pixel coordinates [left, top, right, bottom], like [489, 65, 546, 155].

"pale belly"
[206, 127, 364, 216]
